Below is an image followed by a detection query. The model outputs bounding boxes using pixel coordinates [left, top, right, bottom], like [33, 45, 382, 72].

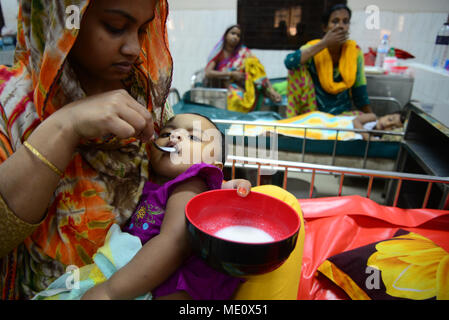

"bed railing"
[227, 155, 449, 209]
[214, 119, 404, 169]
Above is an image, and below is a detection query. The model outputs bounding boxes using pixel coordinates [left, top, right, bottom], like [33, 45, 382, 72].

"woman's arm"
[0, 113, 80, 225]
[285, 26, 347, 70]
[205, 60, 229, 79]
[0, 90, 154, 226]
[205, 60, 244, 83]
[82, 177, 208, 300]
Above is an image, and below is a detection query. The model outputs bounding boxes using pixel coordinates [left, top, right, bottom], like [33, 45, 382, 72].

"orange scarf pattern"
[0, 0, 173, 298]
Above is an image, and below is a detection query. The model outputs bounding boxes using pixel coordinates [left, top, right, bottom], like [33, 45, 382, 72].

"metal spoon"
[152, 141, 177, 153]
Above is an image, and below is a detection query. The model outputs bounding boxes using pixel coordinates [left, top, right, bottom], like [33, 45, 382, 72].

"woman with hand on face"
[284, 4, 372, 117]
[0, 0, 249, 299]
[205, 25, 282, 113]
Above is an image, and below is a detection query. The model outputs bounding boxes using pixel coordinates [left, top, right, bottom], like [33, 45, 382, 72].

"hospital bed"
[227, 154, 449, 300]
[171, 79, 449, 300]
[172, 96, 404, 173]
[224, 102, 449, 300]
[183, 69, 410, 169]
[169, 87, 449, 300]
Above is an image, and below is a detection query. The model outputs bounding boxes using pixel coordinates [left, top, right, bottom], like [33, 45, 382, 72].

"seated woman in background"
[284, 4, 372, 117]
[205, 24, 282, 113]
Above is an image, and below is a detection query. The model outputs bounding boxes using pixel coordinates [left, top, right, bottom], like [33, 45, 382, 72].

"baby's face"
[377, 113, 403, 131]
[150, 114, 222, 179]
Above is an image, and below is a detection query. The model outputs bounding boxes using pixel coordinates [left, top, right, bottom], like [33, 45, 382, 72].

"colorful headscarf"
[206, 24, 244, 70]
[0, 0, 173, 299]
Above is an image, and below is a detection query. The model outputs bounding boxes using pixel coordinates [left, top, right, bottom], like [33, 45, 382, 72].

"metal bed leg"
[363, 136, 371, 169]
[367, 176, 374, 199]
[309, 170, 316, 198]
[332, 130, 339, 166]
[302, 129, 307, 163]
[338, 173, 345, 196]
[283, 167, 289, 189]
[393, 179, 403, 207]
[422, 182, 433, 209]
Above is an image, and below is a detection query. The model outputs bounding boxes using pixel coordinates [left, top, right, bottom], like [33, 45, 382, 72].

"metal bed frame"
[214, 119, 404, 170]
[227, 155, 449, 209]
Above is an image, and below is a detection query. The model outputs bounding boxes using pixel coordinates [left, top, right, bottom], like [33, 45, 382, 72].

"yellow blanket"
[228, 111, 358, 141]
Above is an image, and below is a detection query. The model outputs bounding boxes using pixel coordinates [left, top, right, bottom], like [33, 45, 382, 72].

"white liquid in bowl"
[214, 225, 274, 243]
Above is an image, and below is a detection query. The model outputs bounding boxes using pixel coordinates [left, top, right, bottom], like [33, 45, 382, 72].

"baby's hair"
[389, 109, 408, 125]
[166, 113, 226, 164]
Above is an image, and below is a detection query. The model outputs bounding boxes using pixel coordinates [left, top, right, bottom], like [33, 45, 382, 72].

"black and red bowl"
[185, 189, 300, 277]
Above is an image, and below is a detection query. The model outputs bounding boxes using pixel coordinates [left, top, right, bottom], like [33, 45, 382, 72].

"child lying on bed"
[352, 110, 406, 140]
[227, 110, 406, 141]
[34, 113, 251, 300]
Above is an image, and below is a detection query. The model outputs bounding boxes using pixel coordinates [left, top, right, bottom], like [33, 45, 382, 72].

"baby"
[34, 113, 250, 300]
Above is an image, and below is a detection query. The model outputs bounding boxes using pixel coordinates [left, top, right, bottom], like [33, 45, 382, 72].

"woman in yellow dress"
[205, 25, 282, 113]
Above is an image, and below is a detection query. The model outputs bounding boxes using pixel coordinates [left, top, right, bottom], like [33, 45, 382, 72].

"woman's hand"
[222, 179, 251, 197]
[53, 89, 155, 145]
[230, 71, 245, 83]
[322, 26, 348, 47]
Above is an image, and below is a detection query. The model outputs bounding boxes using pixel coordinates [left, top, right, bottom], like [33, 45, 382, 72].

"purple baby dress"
[122, 163, 243, 299]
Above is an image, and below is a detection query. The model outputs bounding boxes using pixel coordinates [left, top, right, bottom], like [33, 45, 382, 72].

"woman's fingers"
[120, 92, 155, 141]
[105, 115, 137, 139]
[115, 100, 153, 141]
[66, 89, 155, 142]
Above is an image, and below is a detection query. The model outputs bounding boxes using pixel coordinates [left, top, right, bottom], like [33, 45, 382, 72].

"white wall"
[2, 0, 448, 105]
[0, 0, 19, 34]
[168, 0, 449, 96]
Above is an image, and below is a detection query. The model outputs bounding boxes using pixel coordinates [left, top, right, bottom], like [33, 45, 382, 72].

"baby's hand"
[222, 179, 251, 197]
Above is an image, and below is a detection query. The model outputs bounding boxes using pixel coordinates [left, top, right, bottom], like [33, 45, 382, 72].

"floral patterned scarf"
[0, 0, 173, 299]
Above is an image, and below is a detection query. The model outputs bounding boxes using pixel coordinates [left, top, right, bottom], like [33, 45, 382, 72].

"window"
[237, 0, 347, 50]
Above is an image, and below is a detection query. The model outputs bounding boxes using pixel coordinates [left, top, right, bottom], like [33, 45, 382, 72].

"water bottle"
[383, 47, 398, 73]
[375, 34, 389, 68]
[430, 22, 449, 68]
[444, 51, 449, 71]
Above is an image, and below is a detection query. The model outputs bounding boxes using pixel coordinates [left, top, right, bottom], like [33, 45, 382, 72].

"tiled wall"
[2, 0, 448, 117]
[168, 9, 449, 97]
[0, 0, 18, 34]
[405, 62, 449, 126]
